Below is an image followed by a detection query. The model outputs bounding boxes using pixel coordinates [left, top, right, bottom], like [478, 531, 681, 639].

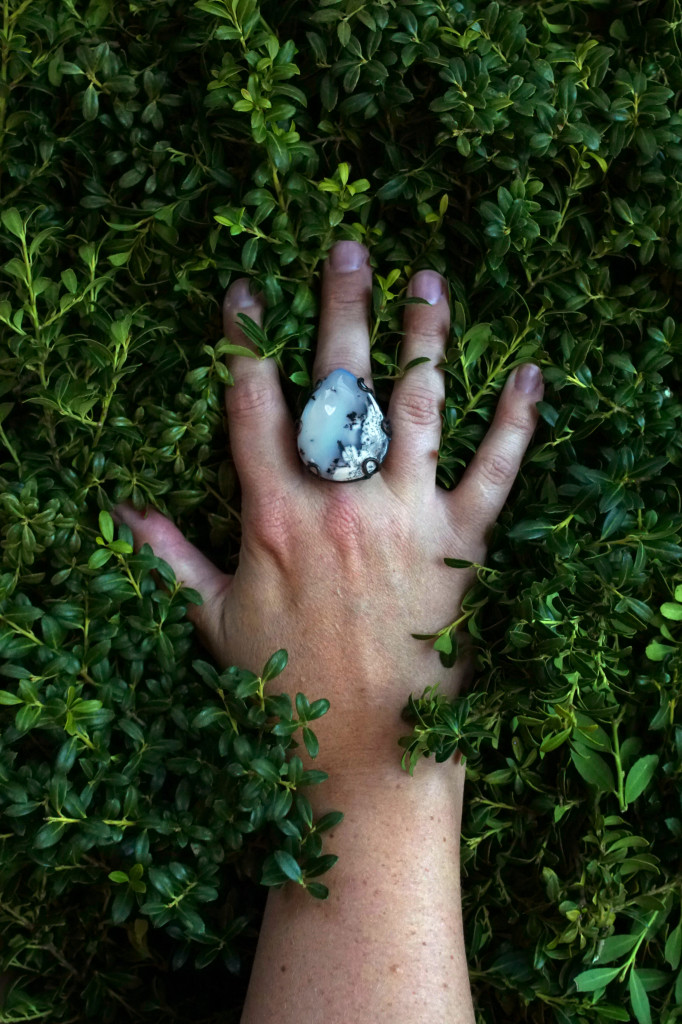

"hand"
[112, 240, 544, 778]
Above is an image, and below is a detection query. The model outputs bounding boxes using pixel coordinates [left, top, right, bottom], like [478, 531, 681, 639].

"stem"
[0, 615, 44, 647]
[0, 422, 21, 468]
[166, 879, 197, 909]
[618, 911, 659, 982]
[218, 688, 240, 734]
[270, 159, 286, 211]
[612, 713, 627, 813]
[113, 554, 143, 599]
[0, 2, 9, 191]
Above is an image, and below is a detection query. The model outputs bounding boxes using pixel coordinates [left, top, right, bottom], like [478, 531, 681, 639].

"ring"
[296, 368, 391, 482]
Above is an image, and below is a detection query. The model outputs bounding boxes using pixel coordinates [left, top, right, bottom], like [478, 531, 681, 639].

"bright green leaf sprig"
[316, 162, 371, 227]
[646, 582, 682, 662]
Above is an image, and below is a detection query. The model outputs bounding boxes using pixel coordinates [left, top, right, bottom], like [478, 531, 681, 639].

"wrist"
[294, 701, 463, 796]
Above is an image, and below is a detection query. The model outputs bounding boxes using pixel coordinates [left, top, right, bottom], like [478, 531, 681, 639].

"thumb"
[111, 501, 230, 650]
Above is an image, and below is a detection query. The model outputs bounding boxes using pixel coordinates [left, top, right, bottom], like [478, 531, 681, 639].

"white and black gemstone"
[297, 369, 391, 481]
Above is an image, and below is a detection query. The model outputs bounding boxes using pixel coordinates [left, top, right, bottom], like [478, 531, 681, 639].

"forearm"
[239, 740, 475, 1024]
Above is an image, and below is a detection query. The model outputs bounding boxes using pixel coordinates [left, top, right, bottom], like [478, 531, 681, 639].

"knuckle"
[478, 449, 516, 489]
[249, 491, 294, 558]
[406, 314, 449, 343]
[500, 407, 533, 435]
[396, 387, 443, 429]
[227, 376, 275, 422]
[322, 490, 366, 557]
[325, 286, 370, 315]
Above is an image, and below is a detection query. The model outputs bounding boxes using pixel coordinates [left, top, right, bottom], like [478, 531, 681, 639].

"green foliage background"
[1, 0, 682, 1020]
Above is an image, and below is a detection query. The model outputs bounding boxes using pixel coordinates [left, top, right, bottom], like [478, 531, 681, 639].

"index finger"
[222, 279, 303, 506]
[445, 363, 544, 536]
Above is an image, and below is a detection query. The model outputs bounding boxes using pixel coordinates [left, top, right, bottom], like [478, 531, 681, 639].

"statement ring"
[296, 368, 391, 482]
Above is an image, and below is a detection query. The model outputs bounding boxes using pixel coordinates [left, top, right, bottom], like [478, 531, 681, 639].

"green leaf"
[271, 720, 298, 737]
[34, 821, 69, 849]
[108, 539, 132, 555]
[108, 871, 129, 884]
[629, 968, 652, 1024]
[99, 510, 114, 544]
[507, 520, 554, 541]
[242, 236, 260, 271]
[624, 755, 659, 804]
[337, 19, 350, 47]
[61, 268, 78, 293]
[461, 323, 491, 368]
[540, 727, 572, 753]
[0, 689, 22, 705]
[574, 966, 621, 992]
[302, 727, 318, 758]
[376, 174, 408, 200]
[295, 692, 310, 719]
[676, 968, 682, 1004]
[1, 208, 24, 238]
[177, 906, 206, 936]
[635, 968, 669, 992]
[313, 810, 344, 833]
[234, 674, 261, 699]
[15, 704, 42, 732]
[635, 127, 657, 160]
[274, 850, 303, 883]
[148, 867, 175, 898]
[660, 602, 682, 620]
[665, 921, 682, 970]
[402, 356, 431, 373]
[250, 757, 281, 783]
[88, 548, 113, 569]
[433, 632, 453, 655]
[82, 83, 99, 121]
[260, 857, 287, 886]
[570, 743, 615, 792]
[191, 707, 227, 729]
[307, 698, 330, 720]
[646, 641, 676, 661]
[217, 343, 260, 359]
[594, 933, 640, 964]
[262, 649, 288, 682]
[305, 882, 330, 899]
[302, 853, 338, 878]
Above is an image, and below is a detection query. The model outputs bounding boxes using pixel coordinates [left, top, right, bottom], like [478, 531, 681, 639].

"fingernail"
[329, 240, 367, 272]
[514, 363, 543, 394]
[226, 278, 258, 308]
[408, 269, 445, 305]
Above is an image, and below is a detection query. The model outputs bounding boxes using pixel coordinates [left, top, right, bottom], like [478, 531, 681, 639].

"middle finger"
[312, 240, 374, 387]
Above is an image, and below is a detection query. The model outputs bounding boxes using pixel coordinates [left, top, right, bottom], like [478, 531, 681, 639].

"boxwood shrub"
[0, 0, 681, 1021]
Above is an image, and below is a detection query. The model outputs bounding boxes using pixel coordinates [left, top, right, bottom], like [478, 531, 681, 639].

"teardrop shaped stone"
[297, 369, 390, 481]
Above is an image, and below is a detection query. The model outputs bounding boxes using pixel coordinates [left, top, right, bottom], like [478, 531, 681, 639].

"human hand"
[112, 241, 544, 778]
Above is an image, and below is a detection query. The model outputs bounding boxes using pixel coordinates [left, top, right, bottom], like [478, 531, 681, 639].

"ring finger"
[384, 269, 450, 496]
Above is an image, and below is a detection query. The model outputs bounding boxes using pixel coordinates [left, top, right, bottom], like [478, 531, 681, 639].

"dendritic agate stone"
[297, 369, 391, 481]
